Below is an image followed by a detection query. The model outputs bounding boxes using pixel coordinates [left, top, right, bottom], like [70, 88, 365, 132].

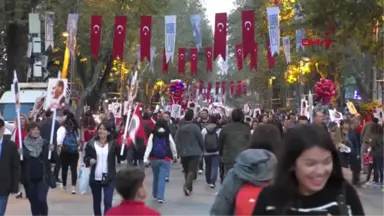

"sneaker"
[60, 184, 66, 191]
[157, 199, 164, 203]
[165, 177, 169, 182]
[209, 184, 215, 189]
[15, 192, 23, 199]
[71, 186, 76, 194]
[56, 179, 62, 184]
[183, 188, 191, 196]
[198, 169, 203, 174]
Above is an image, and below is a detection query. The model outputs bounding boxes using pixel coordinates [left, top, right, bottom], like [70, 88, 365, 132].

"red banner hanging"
[199, 80, 204, 95]
[235, 44, 243, 71]
[250, 43, 258, 71]
[230, 81, 234, 95]
[243, 82, 247, 96]
[178, 48, 186, 75]
[112, 16, 127, 60]
[236, 80, 242, 95]
[215, 82, 220, 95]
[207, 82, 212, 101]
[241, 10, 255, 59]
[162, 48, 168, 74]
[221, 81, 226, 95]
[205, 47, 213, 73]
[213, 13, 227, 60]
[267, 40, 275, 69]
[190, 48, 198, 76]
[90, 15, 102, 60]
[140, 16, 152, 62]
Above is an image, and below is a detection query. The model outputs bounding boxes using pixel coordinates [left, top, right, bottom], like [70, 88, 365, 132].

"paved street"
[5, 164, 384, 215]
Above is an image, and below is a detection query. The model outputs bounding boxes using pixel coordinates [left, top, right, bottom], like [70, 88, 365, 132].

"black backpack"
[205, 128, 219, 153]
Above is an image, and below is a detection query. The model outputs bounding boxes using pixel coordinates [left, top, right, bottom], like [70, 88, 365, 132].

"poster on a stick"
[46, 78, 68, 110]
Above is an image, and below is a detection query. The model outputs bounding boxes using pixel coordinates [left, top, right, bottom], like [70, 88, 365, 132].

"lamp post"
[269, 76, 276, 109]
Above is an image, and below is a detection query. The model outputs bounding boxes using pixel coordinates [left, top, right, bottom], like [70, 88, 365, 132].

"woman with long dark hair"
[252, 124, 364, 215]
[57, 112, 80, 194]
[84, 122, 126, 216]
[143, 119, 177, 203]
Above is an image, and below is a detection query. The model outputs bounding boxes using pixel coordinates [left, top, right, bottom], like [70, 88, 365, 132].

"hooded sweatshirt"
[210, 149, 277, 216]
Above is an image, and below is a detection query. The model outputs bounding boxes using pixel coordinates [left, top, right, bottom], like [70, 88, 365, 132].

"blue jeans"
[26, 181, 49, 216]
[90, 181, 115, 216]
[0, 196, 9, 216]
[204, 154, 220, 185]
[151, 160, 171, 200]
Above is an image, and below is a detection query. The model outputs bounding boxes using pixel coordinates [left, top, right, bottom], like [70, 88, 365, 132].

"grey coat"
[175, 121, 204, 157]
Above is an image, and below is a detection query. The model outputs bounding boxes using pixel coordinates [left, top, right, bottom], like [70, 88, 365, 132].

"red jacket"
[106, 200, 160, 216]
[15, 127, 28, 148]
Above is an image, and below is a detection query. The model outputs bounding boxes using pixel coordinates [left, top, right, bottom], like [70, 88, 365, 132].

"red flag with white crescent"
[190, 48, 198, 76]
[199, 80, 204, 95]
[178, 48, 186, 75]
[236, 80, 242, 96]
[230, 81, 234, 95]
[235, 44, 243, 71]
[140, 16, 152, 62]
[221, 81, 226, 95]
[90, 15, 102, 59]
[213, 13, 227, 60]
[267, 40, 275, 69]
[241, 10, 255, 59]
[162, 48, 168, 74]
[207, 82, 212, 101]
[205, 47, 213, 72]
[127, 107, 147, 148]
[112, 16, 127, 60]
[215, 82, 220, 95]
[250, 43, 258, 71]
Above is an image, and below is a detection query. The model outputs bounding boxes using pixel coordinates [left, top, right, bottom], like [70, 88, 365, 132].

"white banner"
[282, 36, 291, 64]
[29, 13, 40, 35]
[66, 14, 79, 54]
[150, 47, 156, 73]
[45, 12, 55, 50]
[267, 7, 280, 55]
[165, 15, 176, 63]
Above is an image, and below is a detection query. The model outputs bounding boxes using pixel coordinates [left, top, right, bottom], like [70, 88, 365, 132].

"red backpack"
[235, 184, 265, 216]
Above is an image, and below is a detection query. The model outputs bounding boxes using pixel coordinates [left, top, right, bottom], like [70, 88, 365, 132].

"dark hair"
[115, 167, 145, 200]
[0, 119, 4, 128]
[82, 112, 96, 129]
[210, 115, 220, 124]
[298, 115, 309, 122]
[45, 110, 53, 118]
[57, 80, 64, 88]
[27, 121, 41, 132]
[63, 112, 79, 132]
[153, 119, 170, 135]
[142, 112, 151, 120]
[249, 124, 281, 154]
[231, 109, 244, 122]
[273, 125, 344, 212]
[184, 109, 194, 121]
[95, 121, 112, 141]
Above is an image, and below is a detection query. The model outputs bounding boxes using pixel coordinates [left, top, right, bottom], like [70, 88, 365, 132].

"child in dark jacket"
[106, 167, 160, 216]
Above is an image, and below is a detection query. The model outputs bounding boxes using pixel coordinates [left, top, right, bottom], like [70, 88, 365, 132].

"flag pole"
[16, 110, 23, 161]
[48, 71, 61, 159]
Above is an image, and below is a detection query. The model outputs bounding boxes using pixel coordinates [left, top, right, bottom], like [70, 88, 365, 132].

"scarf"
[24, 136, 44, 157]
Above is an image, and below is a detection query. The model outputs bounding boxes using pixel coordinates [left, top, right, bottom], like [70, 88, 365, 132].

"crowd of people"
[0, 105, 382, 216]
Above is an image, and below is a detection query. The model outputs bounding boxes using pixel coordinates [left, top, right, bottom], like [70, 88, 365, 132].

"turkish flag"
[215, 82, 220, 95]
[178, 48, 186, 75]
[267, 40, 275, 69]
[205, 47, 213, 72]
[112, 16, 127, 60]
[242, 10, 255, 59]
[243, 82, 247, 96]
[190, 48, 198, 76]
[213, 13, 227, 60]
[207, 82, 212, 101]
[230, 81, 234, 95]
[140, 16, 152, 62]
[221, 81, 226, 95]
[199, 80, 204, 95]
[237, 80, 242, 95]
[162, 48, 168, 74]
[90, 15, 102, 60]
[250, 43, 258, 71]
[235, 44, 243, 71]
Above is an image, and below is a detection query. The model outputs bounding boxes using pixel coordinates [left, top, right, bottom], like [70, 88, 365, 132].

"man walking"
[175, 109, 204, 196]
[0, 119, 20, 215]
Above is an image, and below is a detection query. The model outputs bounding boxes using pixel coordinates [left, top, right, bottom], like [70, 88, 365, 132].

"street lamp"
[62, 32, 69, 37]
[269, 76, 276, 109]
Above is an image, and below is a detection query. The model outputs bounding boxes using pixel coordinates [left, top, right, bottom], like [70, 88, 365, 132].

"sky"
[203, 0, 236, 30]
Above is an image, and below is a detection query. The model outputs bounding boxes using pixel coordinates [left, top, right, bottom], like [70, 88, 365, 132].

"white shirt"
[56, 126, 80, 146]
[94, 142, 109, 181]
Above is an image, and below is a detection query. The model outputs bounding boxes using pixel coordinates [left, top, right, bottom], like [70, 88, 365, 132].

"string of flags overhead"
[28, 5, 310, 77]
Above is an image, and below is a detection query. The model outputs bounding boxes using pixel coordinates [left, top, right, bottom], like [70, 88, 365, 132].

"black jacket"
[0, 139, 20, 195]
[84, 138, 126, 184]
[21, 140, 55, 186]
[40, 118, 60, 146]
